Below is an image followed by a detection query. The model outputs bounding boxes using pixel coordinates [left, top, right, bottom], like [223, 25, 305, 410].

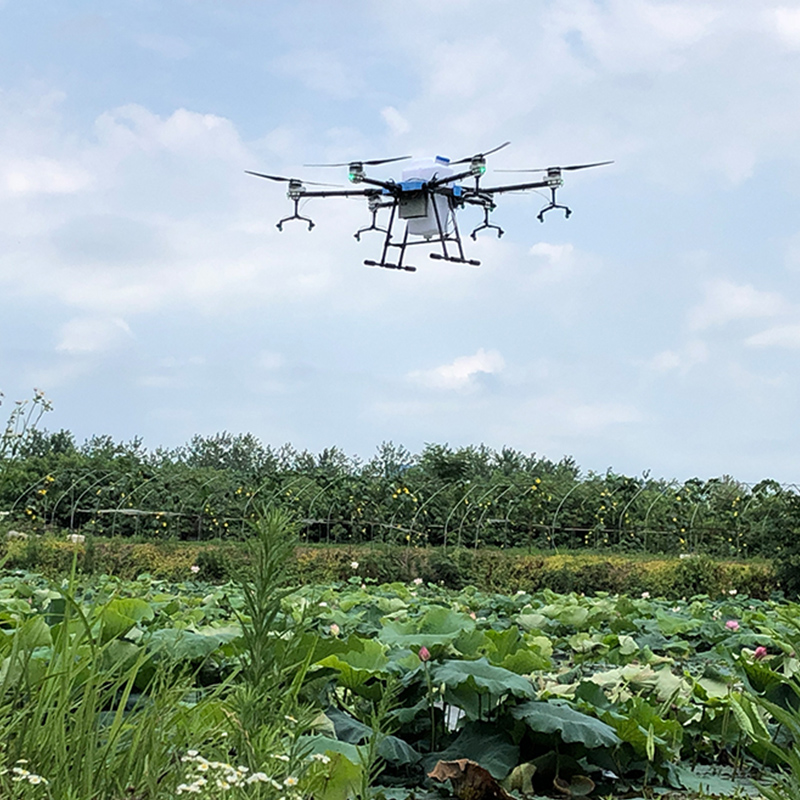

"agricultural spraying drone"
[246, 143, 611, 272]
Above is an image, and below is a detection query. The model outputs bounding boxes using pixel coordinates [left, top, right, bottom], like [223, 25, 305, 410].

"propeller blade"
[451, 141, 511, 165]
[496, 160, 614, 173]
[244, 171, 339, 186]
[562, 160, 615, 171]
[303, 155, 411, 167]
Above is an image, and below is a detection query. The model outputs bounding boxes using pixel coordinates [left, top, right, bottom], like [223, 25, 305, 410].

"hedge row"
[1, 535, 777, 600]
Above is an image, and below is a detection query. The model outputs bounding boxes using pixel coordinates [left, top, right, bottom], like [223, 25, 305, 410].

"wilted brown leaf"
[553, 774, 595, 797]
[428, 759, 514, 800]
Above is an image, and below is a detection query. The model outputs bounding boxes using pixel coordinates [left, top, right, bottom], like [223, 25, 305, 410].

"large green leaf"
[433, 658, 536, 699]
[598, 697, 682, 760]
[316, 638, 389, 690]
[512, 700, 621, 749]
[656, 612, 702, 637]
[13, 615, 52, 650]
[379, 606, 474, 649]
[300, 736, 363, 800]
[145, 626, 240, 660]
[540, 603, 589, 628]
[433, 658, 535, 720]
[427, 721, 519, 780]
[325, 708, 420, 766]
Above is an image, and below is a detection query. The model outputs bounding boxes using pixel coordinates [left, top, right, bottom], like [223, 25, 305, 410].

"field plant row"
[0, 536, 778, 600]
[3, 510, 800, 799]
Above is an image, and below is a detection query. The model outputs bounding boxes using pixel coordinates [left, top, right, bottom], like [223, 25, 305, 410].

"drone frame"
[247, 151, 608, 271]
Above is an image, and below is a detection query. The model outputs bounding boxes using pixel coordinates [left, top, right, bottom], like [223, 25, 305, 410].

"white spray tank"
[398, 156, 453, 239]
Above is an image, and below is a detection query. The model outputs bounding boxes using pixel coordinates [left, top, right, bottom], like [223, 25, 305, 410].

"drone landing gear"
[276, 198, 315, 231]
[537, 187, 572, 223]
[364, 259, 416, 272]
[429, 253, 481, 266]
[354, 198, 392, 241]
[470, 206, 504, 240]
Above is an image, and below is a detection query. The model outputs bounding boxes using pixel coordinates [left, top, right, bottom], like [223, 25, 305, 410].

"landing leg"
[537, 187, 572, 223]
[470, 207, 504, 240]
[276, 198, 315, 231]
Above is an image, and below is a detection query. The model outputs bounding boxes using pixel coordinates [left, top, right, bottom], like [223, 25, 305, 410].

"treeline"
[2, 425, 799, 561]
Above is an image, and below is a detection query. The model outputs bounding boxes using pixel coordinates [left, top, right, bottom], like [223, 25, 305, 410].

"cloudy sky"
[3, 1, 800, 483]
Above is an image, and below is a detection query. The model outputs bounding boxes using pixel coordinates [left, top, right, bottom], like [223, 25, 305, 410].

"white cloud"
[647, 339, 709, 373]
[270, 50, 360, 99]
[134, 33, 192, 60]
[528, 242, 577, 282]
[3, 157, 92, 196]
[771, 7, 800, 49]
[259, 351, 284, 370]
[746, 323, 800, 349]
[56, 317, 133, 354]
[409, 348, 505, 390]
[568, 401, 642, 433]
[688, 280, 790, 330]
[381, 106, 411, 136]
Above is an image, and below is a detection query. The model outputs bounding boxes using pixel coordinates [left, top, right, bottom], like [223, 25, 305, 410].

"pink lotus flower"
[754, 646, 768, 660]
[418, 646, 431, 662]
[725, 620, 740, 631]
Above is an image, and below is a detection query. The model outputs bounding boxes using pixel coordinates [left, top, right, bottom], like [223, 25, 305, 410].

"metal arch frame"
[502, 482, 550, 548]
[239, 473, 288, 534]
[304, 474, 347, 543]
[176, 472, 231, 540]
[109, 471, 161, 538]
[49, 468, 108, 529]
[550, 482, 584, 552]
[408, 480, 459, 547]
[386, 476, 439, 546]
[68, 470, 116, 532]
[443, 482, 481, 551]
[616, 481, 650, 544]
[641, 480, 681, 552]
[8, 474, 56, 521]
[468, 481, 520, 549]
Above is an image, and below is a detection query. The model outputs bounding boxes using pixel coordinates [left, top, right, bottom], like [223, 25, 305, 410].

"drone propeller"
[496, 160, 614, 174]
[303, 155, 411, 168]
[450, 141, 511, 165]
[244, 171, 339, 187]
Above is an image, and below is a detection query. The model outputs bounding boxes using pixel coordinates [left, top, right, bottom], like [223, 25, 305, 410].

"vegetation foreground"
[3, 512, 800, 799]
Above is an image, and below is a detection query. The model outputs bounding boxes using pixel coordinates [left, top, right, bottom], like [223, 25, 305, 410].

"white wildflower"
[350, 561, 359, 570]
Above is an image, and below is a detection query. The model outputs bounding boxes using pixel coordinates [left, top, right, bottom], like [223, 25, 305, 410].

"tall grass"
[0, 560, 222, 799]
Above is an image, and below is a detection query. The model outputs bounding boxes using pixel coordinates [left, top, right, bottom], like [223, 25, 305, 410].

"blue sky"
[3, 1, 800, 482]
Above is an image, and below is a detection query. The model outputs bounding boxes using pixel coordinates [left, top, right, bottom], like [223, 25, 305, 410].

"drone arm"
[300, 188, 382, 199]
[428, 168, 477, 188]
[477, 179, 551, 194]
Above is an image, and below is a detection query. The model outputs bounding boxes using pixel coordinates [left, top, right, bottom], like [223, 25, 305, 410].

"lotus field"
[1, 513, 800, 800]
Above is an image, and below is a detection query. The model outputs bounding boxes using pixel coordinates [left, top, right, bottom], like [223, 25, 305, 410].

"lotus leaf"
[511, 700, 621, 748]
[427, 722, 520, 780]
[379, 606, 474, 649]
[317, 638, 389, 690]
[326, 708, 420, 765]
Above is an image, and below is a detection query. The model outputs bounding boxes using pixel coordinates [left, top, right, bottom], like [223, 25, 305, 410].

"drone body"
[246, 146, 611, 273]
